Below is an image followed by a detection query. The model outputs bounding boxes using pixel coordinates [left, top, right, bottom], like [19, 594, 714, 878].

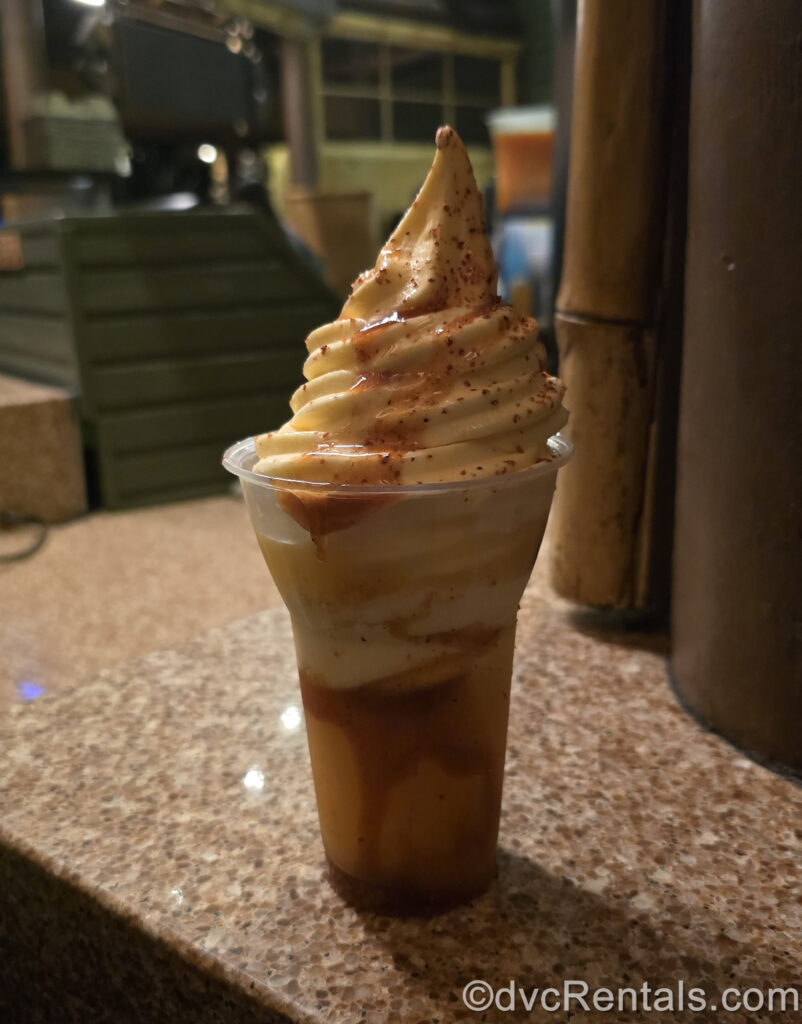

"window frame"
[312, 14, 519, 146]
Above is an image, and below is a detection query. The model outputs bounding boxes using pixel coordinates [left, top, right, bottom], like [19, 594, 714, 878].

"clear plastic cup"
[224, 435, 571, 915]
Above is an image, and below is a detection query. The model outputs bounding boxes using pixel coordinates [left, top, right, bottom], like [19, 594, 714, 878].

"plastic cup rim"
[222, 433, 573, 497]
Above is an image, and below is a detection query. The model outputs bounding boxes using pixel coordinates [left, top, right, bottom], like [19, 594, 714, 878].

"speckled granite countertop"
[1, 584, 800, 1024]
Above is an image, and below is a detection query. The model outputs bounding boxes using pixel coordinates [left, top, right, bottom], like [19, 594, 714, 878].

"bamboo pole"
[550, 0, 670, 608]
[556, 0, 667, 321]
[551, 315, 656, 606]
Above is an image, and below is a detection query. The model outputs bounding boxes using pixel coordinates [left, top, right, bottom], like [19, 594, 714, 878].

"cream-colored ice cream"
[253, 126, 566, 486]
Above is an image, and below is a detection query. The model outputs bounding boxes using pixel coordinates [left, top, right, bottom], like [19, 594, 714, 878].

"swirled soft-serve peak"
[253, 126, 567, 486]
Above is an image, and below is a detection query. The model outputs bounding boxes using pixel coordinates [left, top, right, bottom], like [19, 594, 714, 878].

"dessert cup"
[224, 434, 571, 916]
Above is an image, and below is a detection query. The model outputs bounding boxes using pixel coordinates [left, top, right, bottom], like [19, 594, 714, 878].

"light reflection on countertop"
[16, 679, 46, 702]
[280, 704, 303, 732]
[241, 766, 265, 793]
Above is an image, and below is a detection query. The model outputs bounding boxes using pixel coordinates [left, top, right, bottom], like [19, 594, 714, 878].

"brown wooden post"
[280, 36, 319, 189]
[549, 0, 672, 608]
[0, 0, 47, 169]
[671, 0, 802, 774]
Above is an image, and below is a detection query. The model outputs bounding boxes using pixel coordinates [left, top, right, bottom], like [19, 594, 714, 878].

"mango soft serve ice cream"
[251, 125, 566, 487]
[224, 127, 570, 915]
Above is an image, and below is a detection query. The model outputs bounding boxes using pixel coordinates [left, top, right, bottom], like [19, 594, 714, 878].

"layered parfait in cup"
[224, 127, 570, 916]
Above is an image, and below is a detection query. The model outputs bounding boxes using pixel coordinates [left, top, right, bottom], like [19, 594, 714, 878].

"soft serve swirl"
[253, 126, 567, 486]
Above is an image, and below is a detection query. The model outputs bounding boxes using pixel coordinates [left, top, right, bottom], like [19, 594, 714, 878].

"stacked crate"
[0, 209, 339, 508]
